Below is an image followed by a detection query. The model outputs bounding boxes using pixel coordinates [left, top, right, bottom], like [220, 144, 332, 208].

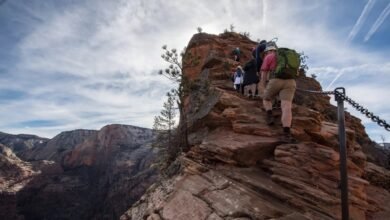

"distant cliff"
[0, 124, 159, 220]
[121, 33, 390, 220]
[19, 129, 97, 162]
[0, 132, 48, 154]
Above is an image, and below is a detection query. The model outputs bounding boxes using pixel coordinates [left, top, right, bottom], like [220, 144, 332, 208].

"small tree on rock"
[153, 90, 177, 160]
[299, 51, 309, 76]
[159, 45, 183, 83]
[230, 24, 235, 32]
[154, 44, 201, 172]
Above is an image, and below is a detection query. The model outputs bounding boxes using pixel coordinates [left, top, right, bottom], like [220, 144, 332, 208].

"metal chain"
[296, 88, 335, 95]
[334, 91, 390, 132]
[296, 88, 390, 132]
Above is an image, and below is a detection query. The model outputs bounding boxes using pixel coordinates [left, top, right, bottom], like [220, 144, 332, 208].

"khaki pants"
[264, 78, 296, 101]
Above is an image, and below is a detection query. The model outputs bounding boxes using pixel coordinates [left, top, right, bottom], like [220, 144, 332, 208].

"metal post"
[335, 87, 349, 220]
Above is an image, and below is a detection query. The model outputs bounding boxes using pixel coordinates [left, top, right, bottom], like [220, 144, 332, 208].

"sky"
[0, 0, 389, 142]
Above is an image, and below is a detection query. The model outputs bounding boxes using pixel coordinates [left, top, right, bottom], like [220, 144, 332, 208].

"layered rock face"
[0, 124, 158, 220]
[121, 33, 390, 220]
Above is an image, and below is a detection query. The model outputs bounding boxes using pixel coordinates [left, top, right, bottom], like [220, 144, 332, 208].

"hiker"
[233, 66, 244, 92]
[243, 51, 259, 98]
[253, 40, 267, 96]
[260, 44, 297, 143]
[254, 40, 267, 73]
[232, 47, 241, 62]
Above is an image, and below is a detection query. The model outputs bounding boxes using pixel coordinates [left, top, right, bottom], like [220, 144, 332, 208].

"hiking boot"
[280, 132, 297, 144]
[266, 113, 274, 125]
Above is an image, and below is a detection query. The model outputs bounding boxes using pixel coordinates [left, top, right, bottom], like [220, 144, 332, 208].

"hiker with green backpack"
[260, 43, 300, 143]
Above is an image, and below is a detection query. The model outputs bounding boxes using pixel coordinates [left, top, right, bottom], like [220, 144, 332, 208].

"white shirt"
[234, 75, 241, 84]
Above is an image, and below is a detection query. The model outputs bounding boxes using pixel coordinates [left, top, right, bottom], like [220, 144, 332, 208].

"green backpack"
[274, 48, 301, 79]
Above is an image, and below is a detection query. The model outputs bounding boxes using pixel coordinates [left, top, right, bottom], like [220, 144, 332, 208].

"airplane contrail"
[347, 0, 376, 42]
[364, 2, 390, 42]
[325, 71, 344, 91]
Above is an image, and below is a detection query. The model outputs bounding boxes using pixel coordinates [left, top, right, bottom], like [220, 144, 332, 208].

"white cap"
[264, 45, 277, 52]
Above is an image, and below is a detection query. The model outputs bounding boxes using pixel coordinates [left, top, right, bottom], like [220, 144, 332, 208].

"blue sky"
[0, 0, 389, 142]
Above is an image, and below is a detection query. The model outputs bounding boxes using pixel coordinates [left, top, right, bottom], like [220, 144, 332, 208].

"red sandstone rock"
[117, 32, 389, 220]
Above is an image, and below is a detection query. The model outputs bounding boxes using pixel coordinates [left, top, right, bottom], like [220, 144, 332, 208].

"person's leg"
[236, 84, 241, 92]
[279, 80, 297, 142]
[258, 81, 265, 98]
[263, 99, 273, 125]
[246, 84, 253, 98]
[263, 99, 273, 111]
[279, 80, 296, 124]
[250, 84, 256, 96]
[246, 84, 251, 98]
[263, 79, 281, 125]
[281, 100, 292, 127]
[280, 100, 294, 143]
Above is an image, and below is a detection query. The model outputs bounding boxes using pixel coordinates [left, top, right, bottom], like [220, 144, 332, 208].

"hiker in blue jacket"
[254, 40, 267, 73]
[253, 40, 267, 97]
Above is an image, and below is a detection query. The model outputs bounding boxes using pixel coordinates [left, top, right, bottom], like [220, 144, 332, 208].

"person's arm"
[261, 71, 269, 87]
[256, 44, 266, 73]
[260, 54, 270, 87]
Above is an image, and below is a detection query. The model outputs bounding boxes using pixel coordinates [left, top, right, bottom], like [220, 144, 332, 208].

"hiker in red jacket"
[260, 45, 296, 143]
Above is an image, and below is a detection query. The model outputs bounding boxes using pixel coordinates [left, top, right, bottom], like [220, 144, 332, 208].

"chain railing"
[296, 88, 390, 132]
[296, 87, 335, 96]
[337, 92, 390, 131]
[296, 86, 389, 220]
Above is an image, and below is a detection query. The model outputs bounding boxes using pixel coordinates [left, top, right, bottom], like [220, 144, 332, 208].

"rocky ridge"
[121, 33, 390, 220]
